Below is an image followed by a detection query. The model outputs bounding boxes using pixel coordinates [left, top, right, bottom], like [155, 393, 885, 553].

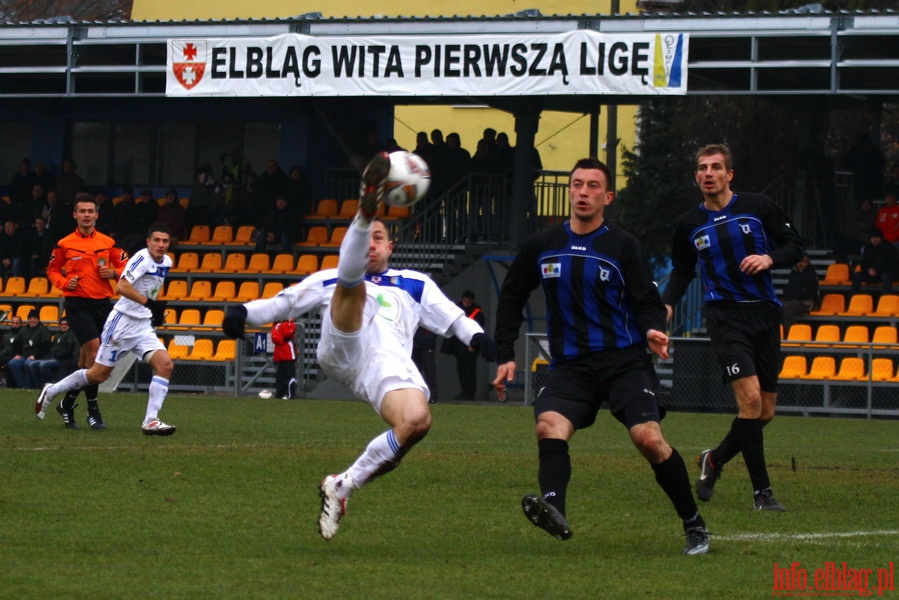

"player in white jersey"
[36, 223, 177, 436]
[222, 152, 497, 540]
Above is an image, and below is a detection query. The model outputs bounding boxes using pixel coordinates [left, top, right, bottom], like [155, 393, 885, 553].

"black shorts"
[705, 300, 782, 393]
[64, 296, 114, 345]
[534, 346, 662, 431]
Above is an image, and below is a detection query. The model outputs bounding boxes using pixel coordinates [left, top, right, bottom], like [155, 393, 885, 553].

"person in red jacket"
[272, 319, 298, 399]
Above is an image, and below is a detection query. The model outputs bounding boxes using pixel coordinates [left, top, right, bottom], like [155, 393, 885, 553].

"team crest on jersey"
[598, 266, 610, 282]
[693, 234, 711, 250]
[541, 262, 561, 278]
[375, 292, 399, 323]
[740, 223, 752, 235]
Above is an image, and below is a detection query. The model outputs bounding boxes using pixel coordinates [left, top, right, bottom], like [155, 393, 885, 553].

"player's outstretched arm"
[646, 329, 670, 360]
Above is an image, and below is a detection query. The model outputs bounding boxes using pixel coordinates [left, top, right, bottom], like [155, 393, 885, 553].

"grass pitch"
[1, 390, 896, 599]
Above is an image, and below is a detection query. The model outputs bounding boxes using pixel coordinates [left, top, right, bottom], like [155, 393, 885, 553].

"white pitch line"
[717, 530, 899, 542]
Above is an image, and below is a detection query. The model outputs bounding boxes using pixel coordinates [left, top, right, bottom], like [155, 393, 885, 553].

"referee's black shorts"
[534, 345, 662, 431]
[705, 300, 782, 393]
[64, 296, 115, 345]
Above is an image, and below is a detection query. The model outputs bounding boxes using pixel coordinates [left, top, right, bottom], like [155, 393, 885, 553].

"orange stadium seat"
[841, 325, 869, 348]
[39, 305, 59, 323]
[167, 338, 191, 360]
[223, 253, 247, 273]
[872, 326, 898, 349]
[205, 225, 234, 245]
[870, 358, 896, 382]
[320, 255, 339, 270]
[843, 294, 873, 317]
[213, 339, 237, 361]
[197, 252, 224, 273]
[337, 199, 359, 218]
[203, 309, 224, 328]
[232, 225, 256, 246]
[268, 253, 296, 274]
[820, 263, 851, 286]
[4, 276, 27, 297]
[782, 324, 812, 348]
[235, 281, 260, 303]
[323, 226, 347, 247]
[294, 254, 318, 275]
[778, 355, 807, 379]
[261, 282, 283, 299]
[809, 324, 840, 348]
[810, 294, 845, 316]
[210, 281, 236, 302]
[184, 338, 215, 361]
[173, 252, 200, 272]
[311, 199, 338, 219]
[183, 281, 213, 302]
[870, 294, 899, 318]
[20, 277, 49, 298]
[386, 204, 410, 219]
[297, 226, 328, 247]
[830, 357, 866, 382]
[176, 308, 202, 329]
[799, 356, 836, 380]
[160, 280, 188, 301]
[15, 304, 35, 320]
[186, 225, 211, 244]
[247, 253, 271, 272]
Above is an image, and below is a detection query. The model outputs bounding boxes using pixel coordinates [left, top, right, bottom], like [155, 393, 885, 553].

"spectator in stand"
[384, 138, 405, 154]
[254, 196, 300, 253]
[271, 319, 298, 399]
[7, 308, 52, 388]
[413, 131, 433, 166]
[0, 219, 28, 279]
[94, 189, 115, 234]
[16, 182, 45, 228]
[28, 317, 79, 387]
[156, 189, 187, 242]
[213, 172, 242, 226]
[834, 198, 877, 264]
[221, 147, 253, 187]
[41, 190, 71, 240]
[875, 191, 899, 248]
[54, 158, 86, 206]
[494, 132, 516, 175]
[8, 158, 36, 207]
[781, 255, 820, 329]
[33, 161, 54, 194]
[285, 164, 313, 218]
[123, 188, 159, 256]
[445, 133, 471, 188]
[442, 290, 486, 400]
[25, 216, 55, 279]
[112, 187, 141, 245]
[428, 129, 452, 197]
[851, 227, 899, 293]
[188, 163, 218, 230]
[256, 158, 290, 206]
[0, 315, 24, 387]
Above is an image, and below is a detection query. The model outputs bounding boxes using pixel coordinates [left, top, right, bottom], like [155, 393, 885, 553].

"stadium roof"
[0, 9, 897, 109]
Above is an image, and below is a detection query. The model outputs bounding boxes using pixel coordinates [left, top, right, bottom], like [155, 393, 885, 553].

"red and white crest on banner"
[172, 40, 207, 90]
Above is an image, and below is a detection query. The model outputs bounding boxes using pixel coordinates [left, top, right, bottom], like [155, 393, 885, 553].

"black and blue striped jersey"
[662, 192, 805, 307]
[494, 221, 666, 367]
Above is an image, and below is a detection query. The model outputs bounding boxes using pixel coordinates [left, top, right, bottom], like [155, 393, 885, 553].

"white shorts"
[95, 310, 166, 367]
[317, 305, 428, 411]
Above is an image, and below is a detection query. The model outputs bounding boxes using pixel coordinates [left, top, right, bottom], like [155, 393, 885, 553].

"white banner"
[166, 30, 688, 97]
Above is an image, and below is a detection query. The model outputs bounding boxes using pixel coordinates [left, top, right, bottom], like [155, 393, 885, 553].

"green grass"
[1, 390, 897, 599]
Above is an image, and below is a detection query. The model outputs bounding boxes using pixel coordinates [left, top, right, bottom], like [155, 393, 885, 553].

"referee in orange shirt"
[43, 193, 128, 429]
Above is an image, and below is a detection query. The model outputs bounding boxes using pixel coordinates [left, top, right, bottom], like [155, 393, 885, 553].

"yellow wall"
[134, 0, 639, 179]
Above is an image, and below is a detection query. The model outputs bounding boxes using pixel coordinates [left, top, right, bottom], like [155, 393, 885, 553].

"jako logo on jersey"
[542, 262, 561, 278]
[571, 245, 587, 251]
[693, 235, 711, 250]
[713, 215, 727, 222]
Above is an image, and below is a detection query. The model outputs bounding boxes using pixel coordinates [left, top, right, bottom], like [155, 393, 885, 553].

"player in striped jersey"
[493, 157, 709, 555]
[221, 153, 496, 540]
[663, 144, 805, 512]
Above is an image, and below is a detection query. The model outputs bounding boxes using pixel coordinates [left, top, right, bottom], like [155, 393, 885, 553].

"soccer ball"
[257, 389, 273, 399]
[383, 151, 430, 207]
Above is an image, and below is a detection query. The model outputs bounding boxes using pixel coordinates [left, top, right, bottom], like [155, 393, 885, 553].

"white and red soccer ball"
[384, 151, 431, 207]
